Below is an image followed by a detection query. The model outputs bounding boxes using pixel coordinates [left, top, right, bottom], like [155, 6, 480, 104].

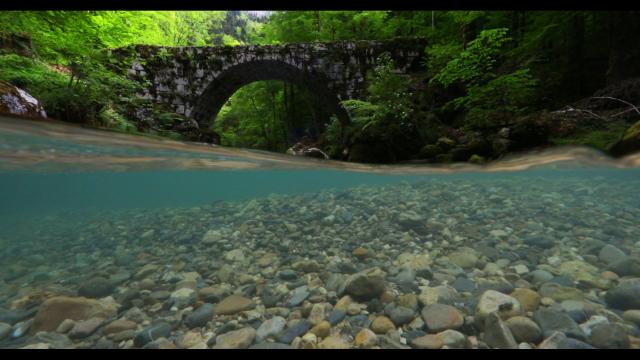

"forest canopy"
[1, 11, 639, 162]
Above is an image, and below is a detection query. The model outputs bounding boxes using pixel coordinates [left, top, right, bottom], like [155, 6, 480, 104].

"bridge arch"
[189, 60, 351, 135]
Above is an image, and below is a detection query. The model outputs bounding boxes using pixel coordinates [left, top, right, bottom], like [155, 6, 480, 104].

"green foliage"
[431, 28, 511, 88]
[462, 69, 539, 128]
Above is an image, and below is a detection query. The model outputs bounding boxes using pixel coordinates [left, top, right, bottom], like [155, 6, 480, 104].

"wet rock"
[524, 236, 555, 249]
[213, 327, 256, 349]
[448, 249, 478, 269]
[249, 342, 293, 349]
[215, 294, 255, 315]
[104, 318, 137, 335]
[169, 288, 196, 309]
[354, 328, 378, 348]
[389, 306, 415, 326]
[605, 281, 640, 310]
[529, 269, 554, 284]
[143, 338, 177, 349]
[483, 312, 518, 349]
[509, 288, 540, 312]
[256, 316, 286, 342]
[476, 290, 523, 325]
[68, 317, 105, 339]
[277, 320, 311, 344]
[410, 334, 443, 349]
[421, 304, 464, 333]
[11, 319, 32, 338]
[310, 320, 331, 338]
[536, 331, 567, 349]
[184, 303, 213, 328]
[589, 323, 630, 349]
[338, 267, 386, 301]
[538, 283, 584, 302]
[31, 296, 117, 333]
[0, 322, 11, 340]
[327, 309, 347, 325]
[557, 338, 596, 349]
[133, 322, 172, 348]
[622, 309, 640, 326]
[452, 277, 476, 293]
[77, 277, 116, 299]
[0, 307, 38, 325]
[505, 316, 542, 344]
[318, 334, 350, 349]
[437, 329, 468, 349]
[56, 319, 75, 334]
[532, 308, 586, 341]
[608, 256, 640, 277]
[286, 286, 310, 307]
[278, 269, 297, 280]
[599, 245, 626, 265]
[370, 316, 395, 334]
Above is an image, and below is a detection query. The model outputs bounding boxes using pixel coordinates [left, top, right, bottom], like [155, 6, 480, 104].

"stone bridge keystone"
[116, 38, 427, 134]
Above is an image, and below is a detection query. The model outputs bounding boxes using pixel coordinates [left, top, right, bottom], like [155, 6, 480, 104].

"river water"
[0, 115, 639, 349]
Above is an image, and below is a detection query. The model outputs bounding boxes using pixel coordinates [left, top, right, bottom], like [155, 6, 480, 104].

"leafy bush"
[460, 69, 539, 129]
[431, 28, 511, 88]
[430, 28, 539, 130]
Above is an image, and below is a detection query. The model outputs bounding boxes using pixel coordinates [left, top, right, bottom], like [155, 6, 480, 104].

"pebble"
[327, 309, 347, 325]
[215, 294, 256, 315]
[532, 308, 586, 341]
[622, 310, 640, 326]
[505, 316, 542, 343]
[510, 288, 540, 312]
[309, 320, 331, 338]
[184, 303, 214, 328]
[318, 334, 350, 349]
[410, 334, 443, 349]
[589, 323, 630, 349]
[56, 319, 76, 334]
[256, 316, 286, 342]
[68, 317, 105, 339]
[421, 304, 464, 332]
[338, 268, 386, 301]
[169, 288, 197, 309]
[608, 256, 640, 277]
[476, 290, 523, 324]
[437, 329, 468, 349]
[599, 245, 626, 265]
[354, 328, 378, 348]
[389, 306, 415, 326]
[277, 319, 311, 344]
[78, 277, 116, 298]
[133, 322, 172, 348]
[605, 281, 640, 310]
[370, 316, 395, 334]
[482, 312, 518, 349]
[0, 322, 11, 340]
[287, 286, 310, 307]
[213, 327, 256, 349]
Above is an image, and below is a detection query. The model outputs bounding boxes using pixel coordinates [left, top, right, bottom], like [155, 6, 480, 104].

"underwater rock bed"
[0, 175, 639, 349]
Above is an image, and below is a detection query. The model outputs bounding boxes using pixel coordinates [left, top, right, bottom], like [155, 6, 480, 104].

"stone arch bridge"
[116, 38, 427, 135]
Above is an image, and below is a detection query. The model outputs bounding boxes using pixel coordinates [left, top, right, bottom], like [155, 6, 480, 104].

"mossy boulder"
[609, 120, 640, 156]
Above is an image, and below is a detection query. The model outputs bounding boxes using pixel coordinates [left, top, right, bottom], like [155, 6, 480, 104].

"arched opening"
[213, 80, 332, 153]
[190, 60, 350, 152]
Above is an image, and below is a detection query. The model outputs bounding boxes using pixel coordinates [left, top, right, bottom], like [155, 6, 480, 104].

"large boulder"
[31, 296, 118, 333]
[0, 80, 47, 118]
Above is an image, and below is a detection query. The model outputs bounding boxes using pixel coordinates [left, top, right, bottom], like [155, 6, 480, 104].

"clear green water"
[0, 116, 639, 349]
